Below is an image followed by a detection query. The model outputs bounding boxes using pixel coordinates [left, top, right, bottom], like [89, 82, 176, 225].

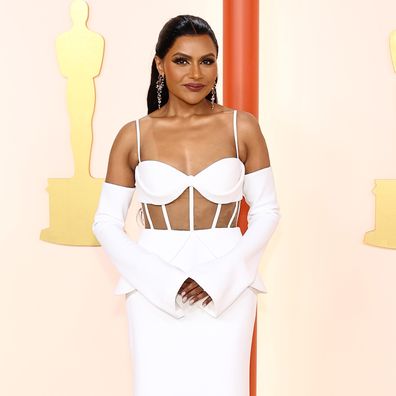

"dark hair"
[147, 15, 219, 114]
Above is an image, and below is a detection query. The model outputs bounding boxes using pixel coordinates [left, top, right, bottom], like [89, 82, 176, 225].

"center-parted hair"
[147, 15, 219, 114]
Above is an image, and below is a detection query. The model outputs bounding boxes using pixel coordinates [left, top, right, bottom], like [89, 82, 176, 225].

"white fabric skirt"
[124, 227, 260, 396]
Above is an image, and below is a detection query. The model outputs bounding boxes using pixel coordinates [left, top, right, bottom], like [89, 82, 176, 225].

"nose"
[190, 62, 202, 79]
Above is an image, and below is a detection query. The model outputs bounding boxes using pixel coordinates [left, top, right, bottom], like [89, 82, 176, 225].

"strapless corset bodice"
[135, 157, 245, 205]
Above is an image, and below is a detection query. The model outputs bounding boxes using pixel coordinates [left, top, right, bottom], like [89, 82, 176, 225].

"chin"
[183, 96, 208, 105]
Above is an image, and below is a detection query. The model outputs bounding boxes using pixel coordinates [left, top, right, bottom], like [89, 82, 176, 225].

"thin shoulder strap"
[136, 118, 141, 163]
[233, 109, 239, 159]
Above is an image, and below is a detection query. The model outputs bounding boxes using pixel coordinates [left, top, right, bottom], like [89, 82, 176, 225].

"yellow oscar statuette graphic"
[40, 0, 104, 246]
[363, 30, 396, 249]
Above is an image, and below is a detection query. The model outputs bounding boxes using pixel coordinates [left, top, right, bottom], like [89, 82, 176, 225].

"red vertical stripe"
[223, 1, 260, 395]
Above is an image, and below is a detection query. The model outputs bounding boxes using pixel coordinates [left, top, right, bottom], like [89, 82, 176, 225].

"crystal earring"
[156, 74, 165, 109]
[211, 82, 217, 110]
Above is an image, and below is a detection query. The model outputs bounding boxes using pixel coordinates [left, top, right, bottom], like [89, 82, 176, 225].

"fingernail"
[182, 296, 187, 303]
[189, 299, 195, 305]
[181, 291, 185, 296]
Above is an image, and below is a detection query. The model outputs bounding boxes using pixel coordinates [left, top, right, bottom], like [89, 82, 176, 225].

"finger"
[186, 280, 200, 291]
[181, 281, 201, 297]
[188, 291, 208, 305]
[182, 286, 206, 304]
[182, 285, 202, 302]
[194, 291, 208, 301]
[202, 296, 212, 307]
[178, 278, 194, 294]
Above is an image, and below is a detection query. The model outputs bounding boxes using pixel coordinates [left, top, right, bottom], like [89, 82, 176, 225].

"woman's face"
[155, 34, 218, 105]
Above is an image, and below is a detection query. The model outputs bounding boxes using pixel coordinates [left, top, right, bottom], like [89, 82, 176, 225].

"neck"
[160, 96, 214, 119]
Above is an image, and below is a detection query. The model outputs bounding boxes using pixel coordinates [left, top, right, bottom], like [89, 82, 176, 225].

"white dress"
[92, 109, 281, 396]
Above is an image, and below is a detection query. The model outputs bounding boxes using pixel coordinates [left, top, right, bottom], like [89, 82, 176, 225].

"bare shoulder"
[104, 120, 139, 187]
[111, 120, 139, 163]
[236, 110, 271, 171]
[237, 110, 262, 142]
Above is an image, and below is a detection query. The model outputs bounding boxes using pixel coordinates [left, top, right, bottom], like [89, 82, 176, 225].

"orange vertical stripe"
[223, 1, 260, 395]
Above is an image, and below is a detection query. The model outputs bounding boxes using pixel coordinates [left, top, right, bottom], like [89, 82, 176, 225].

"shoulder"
[109, 119, 139, 167]
[234, 110, 270, 168]
[236, 109, 265, 146]
[236, 109, 260, 134]
[114, 120, 136, 143]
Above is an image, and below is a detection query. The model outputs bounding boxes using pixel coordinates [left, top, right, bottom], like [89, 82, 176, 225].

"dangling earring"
[211, 82, 217, 110]
[156, 74, 165, 109]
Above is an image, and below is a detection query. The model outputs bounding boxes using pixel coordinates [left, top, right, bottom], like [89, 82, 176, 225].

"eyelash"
[173, 57, 214, 65]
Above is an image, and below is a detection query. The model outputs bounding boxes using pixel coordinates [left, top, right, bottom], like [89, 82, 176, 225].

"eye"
[202, 58, 215, 65]
[172, 57, 216, 65]
[173, 57, 188, 65]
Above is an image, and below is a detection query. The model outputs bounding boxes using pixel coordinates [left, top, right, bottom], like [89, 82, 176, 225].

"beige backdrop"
[1, 1, 396, 395]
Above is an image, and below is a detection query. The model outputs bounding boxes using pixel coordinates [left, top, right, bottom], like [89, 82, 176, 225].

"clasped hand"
[178, 277, 212, 307]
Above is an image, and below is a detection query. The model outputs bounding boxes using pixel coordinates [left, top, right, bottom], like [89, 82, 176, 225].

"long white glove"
[187, 166, 281, 318]
[92, 182, 189, 319]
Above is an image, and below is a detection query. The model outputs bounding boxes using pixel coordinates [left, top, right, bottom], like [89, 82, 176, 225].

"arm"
[92, 122, 188, 319]
[187, 112, 281, 318]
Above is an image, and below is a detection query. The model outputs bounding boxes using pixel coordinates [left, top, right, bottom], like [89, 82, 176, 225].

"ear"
[154, 55, 164, 75]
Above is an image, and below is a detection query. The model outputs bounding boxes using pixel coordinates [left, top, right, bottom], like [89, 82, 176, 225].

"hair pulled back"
[147, 15, 219, 114]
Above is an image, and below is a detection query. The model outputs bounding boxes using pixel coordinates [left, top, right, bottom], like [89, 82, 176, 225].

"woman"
[92, 14, 280, 396]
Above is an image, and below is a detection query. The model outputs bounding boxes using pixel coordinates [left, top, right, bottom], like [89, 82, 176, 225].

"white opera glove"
[187, 166, 281, 318]
[92, 182, 189, 319]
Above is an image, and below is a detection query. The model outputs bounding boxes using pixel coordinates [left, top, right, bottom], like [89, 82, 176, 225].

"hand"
[178, 277, 212, 307]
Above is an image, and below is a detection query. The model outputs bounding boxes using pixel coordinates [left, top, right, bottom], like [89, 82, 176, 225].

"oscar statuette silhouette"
[363, 30, 396, 249]
[40, 0, 104, 246]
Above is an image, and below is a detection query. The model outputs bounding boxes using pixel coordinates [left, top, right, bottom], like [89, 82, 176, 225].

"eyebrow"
[171, 52, 216, 59]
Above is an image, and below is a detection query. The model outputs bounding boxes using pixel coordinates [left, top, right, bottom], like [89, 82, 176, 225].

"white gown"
[92, 109, 281, 396]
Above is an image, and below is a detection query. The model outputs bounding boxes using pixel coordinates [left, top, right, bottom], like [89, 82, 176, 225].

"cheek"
[209, 67, 217, 79]
[202, 65, 218, 82]
[166, 66, 184, 83]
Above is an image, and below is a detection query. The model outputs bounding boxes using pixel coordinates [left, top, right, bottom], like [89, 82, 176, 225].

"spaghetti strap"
[136, 118, 141, 163]
[233, 109, 239, 159]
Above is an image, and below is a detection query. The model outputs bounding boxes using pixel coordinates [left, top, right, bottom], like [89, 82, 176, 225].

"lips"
[184, 83, 205, 88]
[183, 83, 205, 92]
